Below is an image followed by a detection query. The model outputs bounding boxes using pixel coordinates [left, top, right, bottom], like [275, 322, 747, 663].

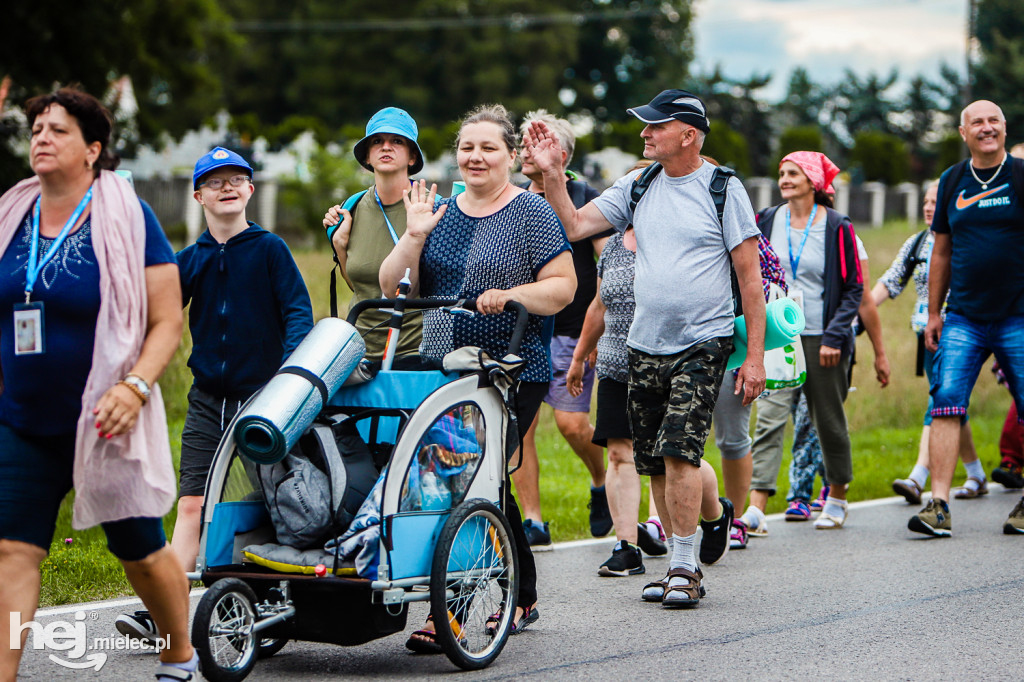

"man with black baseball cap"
[626, 89, 711, 133]
[527, 90, 766, 609]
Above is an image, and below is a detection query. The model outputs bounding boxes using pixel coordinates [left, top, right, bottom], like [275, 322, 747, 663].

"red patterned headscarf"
[780, 151, 840, 195]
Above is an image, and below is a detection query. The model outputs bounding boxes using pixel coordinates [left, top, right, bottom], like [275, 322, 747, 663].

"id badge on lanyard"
[787, 288, 805, 316]
[13, 301, 45, 355]
[18, 188, 93, 355]
[911, 300, 929, 333]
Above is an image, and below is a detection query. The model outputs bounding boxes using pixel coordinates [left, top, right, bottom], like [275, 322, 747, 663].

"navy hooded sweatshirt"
[177, 222, 313, 399]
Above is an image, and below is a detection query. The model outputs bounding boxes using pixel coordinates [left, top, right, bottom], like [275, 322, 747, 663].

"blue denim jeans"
[921, 338, 967, 427]
[930, 312, 1024, 421]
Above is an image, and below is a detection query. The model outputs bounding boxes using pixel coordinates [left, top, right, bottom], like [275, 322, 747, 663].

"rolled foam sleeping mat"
[726, 298, 805, 371]
[235, 318, 366, 464]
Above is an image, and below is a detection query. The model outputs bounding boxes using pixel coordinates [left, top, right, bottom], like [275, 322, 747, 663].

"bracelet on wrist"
[119, 380, 148, 405]
[120, 373, 151, 405]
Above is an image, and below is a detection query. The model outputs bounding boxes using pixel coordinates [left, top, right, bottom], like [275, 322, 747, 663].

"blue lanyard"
[374, 189, 401, 245]
[26, 188, 93, 302]
[785, 204, 817, 279]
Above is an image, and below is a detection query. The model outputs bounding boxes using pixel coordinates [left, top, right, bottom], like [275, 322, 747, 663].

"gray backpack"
[257, 420, 378, 549]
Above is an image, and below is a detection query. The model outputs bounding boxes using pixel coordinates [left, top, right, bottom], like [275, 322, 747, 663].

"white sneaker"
[741, 506, 768, 537]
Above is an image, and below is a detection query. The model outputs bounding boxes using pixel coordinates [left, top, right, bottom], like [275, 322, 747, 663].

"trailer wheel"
[430, 498, 518, 670]
[191, 578, 259, 682]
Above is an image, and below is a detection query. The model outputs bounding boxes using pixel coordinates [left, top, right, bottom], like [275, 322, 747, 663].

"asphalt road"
[17, 488, 1024, 681]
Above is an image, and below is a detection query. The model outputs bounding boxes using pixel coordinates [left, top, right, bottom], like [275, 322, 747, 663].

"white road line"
[35, 488, 1014, 615]
[36, 590, 206, 618]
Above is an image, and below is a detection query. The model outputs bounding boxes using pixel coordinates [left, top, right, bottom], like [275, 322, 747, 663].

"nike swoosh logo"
[956, 183, 1010, 210]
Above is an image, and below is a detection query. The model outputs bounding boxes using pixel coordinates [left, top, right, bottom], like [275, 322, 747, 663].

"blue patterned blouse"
[419, 191, 570, 382]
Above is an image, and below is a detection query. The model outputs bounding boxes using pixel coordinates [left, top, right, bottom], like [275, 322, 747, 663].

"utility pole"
[966, 0, 978, 105]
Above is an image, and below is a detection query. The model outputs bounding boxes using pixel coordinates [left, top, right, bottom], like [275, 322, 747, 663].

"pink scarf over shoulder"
[0, 171, 176, 529]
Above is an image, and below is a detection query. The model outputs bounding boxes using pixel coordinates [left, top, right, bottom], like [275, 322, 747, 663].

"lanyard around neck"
[374, 188, 401, 245]
[26, 188, 93, 302]
[785, 204, 817, 279]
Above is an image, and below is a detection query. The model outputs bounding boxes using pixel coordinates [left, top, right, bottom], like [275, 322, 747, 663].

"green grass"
[39, 222, 1012, 605]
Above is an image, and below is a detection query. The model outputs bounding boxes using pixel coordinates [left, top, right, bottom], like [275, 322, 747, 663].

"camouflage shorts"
[628, 337, 733, 476]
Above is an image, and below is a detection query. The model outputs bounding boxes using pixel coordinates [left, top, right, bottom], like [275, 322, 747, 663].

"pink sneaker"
[810, 485, 830, 513]
[645, 517, 666, 542]
[729, 519, 748, 549]
[785, 499, 811, 521]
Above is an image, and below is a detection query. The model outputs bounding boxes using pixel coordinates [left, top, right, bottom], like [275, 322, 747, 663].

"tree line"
[2, 0, 1023, 189]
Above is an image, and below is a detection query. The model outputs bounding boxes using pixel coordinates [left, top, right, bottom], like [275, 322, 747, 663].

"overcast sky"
[690, 0, 968, 100]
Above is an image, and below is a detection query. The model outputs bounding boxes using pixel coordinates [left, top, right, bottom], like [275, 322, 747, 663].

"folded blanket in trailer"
[241, 543, 358, 576]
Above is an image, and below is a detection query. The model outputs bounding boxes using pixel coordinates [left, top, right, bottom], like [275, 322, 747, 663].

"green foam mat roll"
[727, 298, 805, 371]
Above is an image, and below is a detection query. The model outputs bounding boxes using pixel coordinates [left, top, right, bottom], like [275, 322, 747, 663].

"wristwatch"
[120, 373, 151, 404]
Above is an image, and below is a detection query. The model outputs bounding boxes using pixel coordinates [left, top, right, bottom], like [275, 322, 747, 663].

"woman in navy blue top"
[381, 104, 576, 649]
[0, 87, 196, 680]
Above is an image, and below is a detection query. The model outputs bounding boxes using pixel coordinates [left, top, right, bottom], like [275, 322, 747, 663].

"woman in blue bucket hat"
[322, 107, 427, 363]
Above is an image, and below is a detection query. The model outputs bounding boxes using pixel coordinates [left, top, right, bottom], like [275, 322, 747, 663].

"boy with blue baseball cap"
[116, 147, 314, 644]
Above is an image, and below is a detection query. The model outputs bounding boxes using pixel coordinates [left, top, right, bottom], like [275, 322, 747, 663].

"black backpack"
[898, 228, 931, 291]
[628, 162, 742, 314]
[328, 190, 369, 318]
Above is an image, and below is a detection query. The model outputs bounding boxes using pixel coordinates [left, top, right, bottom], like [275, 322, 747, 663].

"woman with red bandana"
[744, 152, 863, 530]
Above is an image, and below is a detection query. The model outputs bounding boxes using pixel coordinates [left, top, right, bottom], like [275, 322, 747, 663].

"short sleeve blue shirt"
[0, 200, 175, 436]
[419, 191, 570, 382]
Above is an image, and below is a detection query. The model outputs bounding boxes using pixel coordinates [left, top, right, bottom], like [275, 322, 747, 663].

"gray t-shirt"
[591, 161, 760, 355]
[770, 207, 828, 334]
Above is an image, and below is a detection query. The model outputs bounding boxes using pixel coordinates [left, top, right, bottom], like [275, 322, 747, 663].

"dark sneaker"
[992, 462, 1024, 490]
[908, 499, 951, 537]
[1004, 497, 1024, 535]
[636, 522, 668, 556]
[522, 519, 552, 550]
[115, 610, 159, 645]
[589, 485, 613, 537]
[598, 541, 646, 577]
[699, 497, 734, 565]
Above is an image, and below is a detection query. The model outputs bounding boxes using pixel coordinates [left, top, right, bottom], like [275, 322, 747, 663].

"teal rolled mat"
[235, 318, 366, 464]
[726, 298, 805, 371]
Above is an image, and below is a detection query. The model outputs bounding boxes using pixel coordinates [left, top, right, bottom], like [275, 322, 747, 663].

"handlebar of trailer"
[345, 298, 529, 357]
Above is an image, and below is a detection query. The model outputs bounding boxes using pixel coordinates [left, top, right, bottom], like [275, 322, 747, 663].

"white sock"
[741, 506, 764, 529]
[909, 465, 929, 489]
[964, 459, 985, 484]
[669, 533, 697, 573]
[821, 496, 847, 519]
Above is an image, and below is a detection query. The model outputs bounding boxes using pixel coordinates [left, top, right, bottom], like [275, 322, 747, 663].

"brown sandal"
[892, 478, 923, 505]
[642, 576, 669, 602]
[954, 477, 989, 499]
[661, 567, 705, 609]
